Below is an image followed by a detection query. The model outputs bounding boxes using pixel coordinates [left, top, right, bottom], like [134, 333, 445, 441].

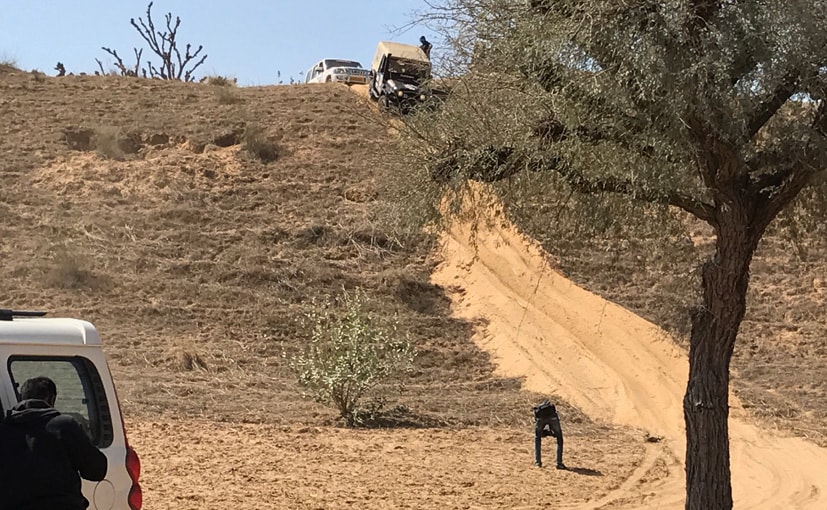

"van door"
[3, 350, 135, 510]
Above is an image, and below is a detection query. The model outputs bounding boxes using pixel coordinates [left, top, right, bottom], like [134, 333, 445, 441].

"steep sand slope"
[431, 191, 827, 509]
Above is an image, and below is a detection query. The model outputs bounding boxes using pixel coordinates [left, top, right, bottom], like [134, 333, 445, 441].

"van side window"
[8, 356, 114, 448]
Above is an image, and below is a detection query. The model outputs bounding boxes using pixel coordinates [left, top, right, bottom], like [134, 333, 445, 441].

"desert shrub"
[242, 123, 280, 162]
[204, 75, 236, 86]
[288, 290, 415, 426]
[88, 127, 142, 159]
[214, 86, 242, 105]
[0, 57, 19, 72]
[43, 249, 102, 290]
[92, 127, 125, 160]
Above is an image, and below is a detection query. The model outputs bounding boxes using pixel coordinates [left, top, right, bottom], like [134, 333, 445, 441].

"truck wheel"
[378, 94, 389, 111]
[325, 76, 332, 83]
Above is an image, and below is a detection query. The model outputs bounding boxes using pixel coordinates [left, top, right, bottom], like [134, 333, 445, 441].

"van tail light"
[126, 444, 142, 510]
[115, 384, 142, 510]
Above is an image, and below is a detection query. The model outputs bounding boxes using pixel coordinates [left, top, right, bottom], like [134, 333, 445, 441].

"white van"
[304, 58, 370, 85]
[0, 309, 142, 510]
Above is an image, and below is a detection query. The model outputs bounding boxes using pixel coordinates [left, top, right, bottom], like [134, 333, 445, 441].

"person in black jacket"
[419, 36, 433, 59]
[533, 400, 566, 469]
[0, 376, 108, 510]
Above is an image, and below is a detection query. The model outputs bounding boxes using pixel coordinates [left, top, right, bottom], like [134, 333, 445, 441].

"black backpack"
[533, 400, 557, 419]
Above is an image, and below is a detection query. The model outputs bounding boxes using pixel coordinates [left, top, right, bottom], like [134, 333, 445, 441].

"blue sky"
[0, 1, 438, 86]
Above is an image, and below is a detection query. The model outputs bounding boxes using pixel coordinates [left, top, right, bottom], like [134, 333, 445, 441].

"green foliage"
[288, 290, 415, 426]
[411, 1, 827, 225]
[399, 1, 827, 326]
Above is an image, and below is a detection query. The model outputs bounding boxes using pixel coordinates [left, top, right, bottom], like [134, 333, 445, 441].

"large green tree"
[405, 1, 827, 508]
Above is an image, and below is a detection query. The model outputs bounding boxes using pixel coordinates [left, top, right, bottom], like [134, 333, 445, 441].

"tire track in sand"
[431, 190, 827, 509]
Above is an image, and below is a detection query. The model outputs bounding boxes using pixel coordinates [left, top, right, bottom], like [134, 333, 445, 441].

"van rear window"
[8, 356, 114, 448]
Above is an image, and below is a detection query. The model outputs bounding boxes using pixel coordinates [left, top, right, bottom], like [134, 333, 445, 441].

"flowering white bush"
[289, 290, 415, 426]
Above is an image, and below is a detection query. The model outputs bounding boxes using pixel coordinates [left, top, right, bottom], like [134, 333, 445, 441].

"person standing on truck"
[419, 36, 433, 59]
[533, 399, 567, 469]
[0, 376, 108, 510]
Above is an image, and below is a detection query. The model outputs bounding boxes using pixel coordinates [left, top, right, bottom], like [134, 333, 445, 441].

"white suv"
[304, 58, 370, 85]
[0, 310, 142, 510]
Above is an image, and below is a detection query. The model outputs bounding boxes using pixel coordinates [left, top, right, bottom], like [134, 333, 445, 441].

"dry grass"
[0, 58, 19, 73]
[203, 75, 237, 87]
[41, 248, 103, 290]
[242, 123, 280, 162]
[213, 85, 243, 105]
[92, 126, 127, 160]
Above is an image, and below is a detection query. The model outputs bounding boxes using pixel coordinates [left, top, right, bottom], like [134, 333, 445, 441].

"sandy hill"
[2, 67, 826, 509]
[0, 70, 542, 428]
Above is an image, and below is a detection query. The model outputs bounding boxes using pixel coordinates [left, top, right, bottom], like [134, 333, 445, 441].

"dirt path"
[431, 190, 827, 509]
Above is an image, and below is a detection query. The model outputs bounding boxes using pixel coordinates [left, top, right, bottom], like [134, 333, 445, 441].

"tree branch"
[686, 0, 720, 41]
[432, 144, 715, 222]
[746, 71, 800, 138]
[756, 167, 818, 231]
[131, 2, 160, 58]
[122, 2, 205, 81]
[551, 159, 716, 222]
[812, 91, 827, 136]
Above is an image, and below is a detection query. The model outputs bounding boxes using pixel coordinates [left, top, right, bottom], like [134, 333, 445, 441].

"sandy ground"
[129, 420, 642, 510]
[430, 188, 827, 509]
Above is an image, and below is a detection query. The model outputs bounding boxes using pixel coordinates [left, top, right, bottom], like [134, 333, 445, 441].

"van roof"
[0, 318, 101, 346]
[372, 41, 430, 70]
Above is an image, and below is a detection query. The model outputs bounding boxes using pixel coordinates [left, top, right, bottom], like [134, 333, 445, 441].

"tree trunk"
[683, 203, 764, 510]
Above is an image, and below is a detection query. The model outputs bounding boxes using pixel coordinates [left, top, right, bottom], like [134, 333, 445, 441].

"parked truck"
[368, 40, 440, 114]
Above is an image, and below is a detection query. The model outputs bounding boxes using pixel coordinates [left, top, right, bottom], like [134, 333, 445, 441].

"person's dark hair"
[20, 376, 57, 402]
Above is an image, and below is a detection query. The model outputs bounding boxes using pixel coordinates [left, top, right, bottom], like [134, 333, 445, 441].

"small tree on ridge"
[97, 2, 207, 81]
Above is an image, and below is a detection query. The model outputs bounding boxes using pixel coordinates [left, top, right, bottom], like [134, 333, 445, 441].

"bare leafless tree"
[130, 2, 207, 81]
[97, 2, 207, 81]
[96, 47, 143, 77]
